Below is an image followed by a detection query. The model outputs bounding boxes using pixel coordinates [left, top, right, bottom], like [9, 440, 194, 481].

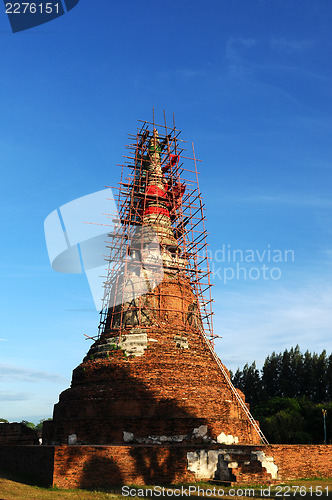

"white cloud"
[214, 282, 332, 371]
[226, 37, 256, 61]
[225, 37, 257, 80]
[222, 193, 332, 208]
[0, 364, 66, 383]
[270, 38, 315, 54]
[0, 391, 32, 402]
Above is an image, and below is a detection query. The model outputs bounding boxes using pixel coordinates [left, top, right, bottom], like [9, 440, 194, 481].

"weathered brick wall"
[52, 445, 332, 488]
[0, 444, 331, 488]
[218, 444, 332, 481]
[45, 325, 259, 446]
[0, 423, 39, 445]
[53, 445, 195, 488]
[0, 445, 54, 484]
[264, 445, 332, 480]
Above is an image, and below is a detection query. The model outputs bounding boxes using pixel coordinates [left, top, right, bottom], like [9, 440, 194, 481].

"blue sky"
[0, 0, 331, 423]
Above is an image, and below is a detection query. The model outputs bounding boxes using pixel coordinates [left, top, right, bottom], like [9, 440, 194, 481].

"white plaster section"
[119, 333, 148, 356]
[187, 450, 222, 480]
[223, 453, 239, 471]
[187, 450, 237, 480]
[68, 434, 77, 445]
[228, 461, 239, 468]
[174, 335, 189, 349]
[252, 451, 279, 479]
[123, 431, 134, 443]
[123, 431, 186, 444]
[187, 449, 278, 481]
[144, 435, 186, 444]
[192, 425, 208, 438]
[217, 432, 239, 444]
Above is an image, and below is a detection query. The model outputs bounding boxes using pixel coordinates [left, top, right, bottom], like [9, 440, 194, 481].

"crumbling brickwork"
[43, 121, 262, 447]
[0, 445, 54, 484]
[0, 444, 331, 488]
[43, 324, 259, 446]
[264, 445, 332, 480]
[0, 423, 39, 445]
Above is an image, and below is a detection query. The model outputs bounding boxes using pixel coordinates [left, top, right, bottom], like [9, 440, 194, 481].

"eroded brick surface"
[43, 323, 260, 446]
[264, 445, 332, 480]
[0, 423, 39, 445]
[1, 444, 331, 488]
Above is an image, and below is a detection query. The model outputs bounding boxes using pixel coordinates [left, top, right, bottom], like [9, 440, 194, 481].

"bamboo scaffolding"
[98, 115, 216, 344]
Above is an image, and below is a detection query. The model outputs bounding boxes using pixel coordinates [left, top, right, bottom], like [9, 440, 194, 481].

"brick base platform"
[44, 324, 261, 447]
[0, 444, 331, 489]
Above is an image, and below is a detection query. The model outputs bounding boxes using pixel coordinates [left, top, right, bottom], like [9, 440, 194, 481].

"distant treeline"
[230, 345, 332, 444]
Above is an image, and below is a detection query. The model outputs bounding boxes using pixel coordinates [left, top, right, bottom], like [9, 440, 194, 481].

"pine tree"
[262, 351, 282, 398]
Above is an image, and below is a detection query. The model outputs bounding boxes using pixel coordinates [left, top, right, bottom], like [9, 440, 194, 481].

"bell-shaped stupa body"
[43, 119, 262, 447]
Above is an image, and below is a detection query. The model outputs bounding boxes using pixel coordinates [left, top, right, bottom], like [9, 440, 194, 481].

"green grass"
[0, 470, 331, 499]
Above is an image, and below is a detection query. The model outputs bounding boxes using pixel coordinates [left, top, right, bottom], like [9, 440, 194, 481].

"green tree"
[327, 353, 332, 400]
[254, 397, 312, 444]
[35, 418, 52, 432]
[232, 346, 332, 443]
[313, 350, 328, 402]
[262, 351, 282, 398]
[20, 420, 36, 430]
[288, 345, 304, 397]
[279, 349, 293, 397]
[302, 350, 316, 400]
[232, 362, 262, 407]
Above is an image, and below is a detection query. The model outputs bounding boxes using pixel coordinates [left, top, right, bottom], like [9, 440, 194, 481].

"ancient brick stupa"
[43, 117, 263, 447]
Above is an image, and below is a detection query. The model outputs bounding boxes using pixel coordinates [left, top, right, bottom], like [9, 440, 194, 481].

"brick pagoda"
[43, 119, 263, 447]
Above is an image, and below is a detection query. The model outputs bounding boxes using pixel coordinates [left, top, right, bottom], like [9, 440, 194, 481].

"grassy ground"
[0, 470, 331, 499]
[0, 469, 116, 500]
